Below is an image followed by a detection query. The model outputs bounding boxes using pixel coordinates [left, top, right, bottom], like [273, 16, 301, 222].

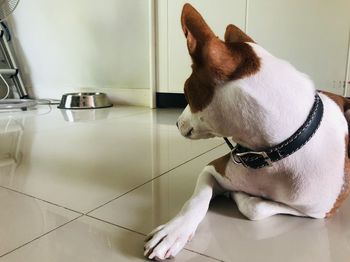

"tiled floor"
[1, 105, 350, 261]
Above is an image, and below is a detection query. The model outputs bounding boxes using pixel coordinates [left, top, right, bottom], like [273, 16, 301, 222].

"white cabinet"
[157, 0, 247, 93]
[157, 0, 350, 96]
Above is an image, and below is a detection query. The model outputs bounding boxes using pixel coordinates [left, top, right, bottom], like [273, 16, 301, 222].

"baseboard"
[106, 88, 150, 107]
[156, 92, 187, 108]
[33, 88, 188, 108]
[33, 86, 151, 107]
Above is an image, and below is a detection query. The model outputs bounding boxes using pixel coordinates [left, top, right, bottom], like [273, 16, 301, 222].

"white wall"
[9, 0, 153, 106]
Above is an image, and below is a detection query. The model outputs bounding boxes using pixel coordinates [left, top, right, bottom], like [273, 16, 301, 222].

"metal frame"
[0, 24, 28, 98]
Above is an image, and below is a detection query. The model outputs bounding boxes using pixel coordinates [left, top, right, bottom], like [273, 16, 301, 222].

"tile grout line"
[0, 142, 225, 260]
[0, 108, 194, 217]
[85, 142, 225, 215]
[85, 215, 146, 237]
[85, 215, 224, 262]
[84, 141, 226, 261]
[0, 185, 83, 215]
[1, 213, 224, 262]
[1, 109, 227, 260]
[0, 142, 224, 218]
[0, 215, 84, 258]
[183, 248, 225, 262]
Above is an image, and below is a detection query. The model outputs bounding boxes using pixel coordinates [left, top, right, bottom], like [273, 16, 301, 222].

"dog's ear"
[181, 3, 215, 60]
[224, 24, 254, 44]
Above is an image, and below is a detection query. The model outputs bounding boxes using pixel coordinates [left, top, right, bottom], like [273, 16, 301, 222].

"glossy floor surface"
[0, 105, 349, 262]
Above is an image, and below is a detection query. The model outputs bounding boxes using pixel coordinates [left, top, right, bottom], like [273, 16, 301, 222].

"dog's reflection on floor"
[186, 195, 350, 262]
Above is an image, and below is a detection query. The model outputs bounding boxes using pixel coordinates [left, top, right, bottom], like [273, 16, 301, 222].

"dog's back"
[321, 91, 350, 216]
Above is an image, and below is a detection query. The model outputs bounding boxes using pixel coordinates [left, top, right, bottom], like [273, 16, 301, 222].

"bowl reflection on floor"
[60, 108, 111, 122]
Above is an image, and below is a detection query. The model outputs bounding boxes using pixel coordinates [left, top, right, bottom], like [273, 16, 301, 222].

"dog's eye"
[199, 116, 204, 122]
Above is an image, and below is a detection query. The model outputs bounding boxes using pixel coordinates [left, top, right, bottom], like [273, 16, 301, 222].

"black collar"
[224, 93, 324, 169]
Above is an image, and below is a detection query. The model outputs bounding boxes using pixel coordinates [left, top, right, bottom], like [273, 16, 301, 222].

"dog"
[144, 3, 350, 260]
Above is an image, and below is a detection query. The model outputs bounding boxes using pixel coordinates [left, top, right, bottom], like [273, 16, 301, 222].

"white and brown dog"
[144, 3, 350, 260]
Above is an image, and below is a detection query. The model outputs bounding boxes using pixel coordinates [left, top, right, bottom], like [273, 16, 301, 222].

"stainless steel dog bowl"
[58, 92, 113, 109]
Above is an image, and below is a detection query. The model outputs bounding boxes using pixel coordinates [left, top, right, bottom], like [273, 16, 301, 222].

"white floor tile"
[3, 106, 349, 261]
[0, 105, 149, 133]
[1, 216, 220, 262]
[89, 145, 228, 234]
[0, 187, 80, 256]
[0, 108, 221, 213]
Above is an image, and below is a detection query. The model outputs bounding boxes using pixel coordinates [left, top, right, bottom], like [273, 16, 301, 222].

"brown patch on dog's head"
[224, 24, 255, 44]
[181, 4, 260, 113]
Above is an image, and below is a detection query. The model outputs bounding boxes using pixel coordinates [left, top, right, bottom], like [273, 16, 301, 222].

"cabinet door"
[157, 0, 247, 93]
[248, 0, 350, 95]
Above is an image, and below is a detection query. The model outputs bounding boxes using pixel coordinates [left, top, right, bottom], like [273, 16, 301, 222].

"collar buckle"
[231, 147, 273, 168]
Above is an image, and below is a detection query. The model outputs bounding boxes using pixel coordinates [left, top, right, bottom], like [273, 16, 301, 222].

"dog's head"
[177, 4, 261, 140]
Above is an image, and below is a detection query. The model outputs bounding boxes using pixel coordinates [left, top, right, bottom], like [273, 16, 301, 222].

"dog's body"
[144, 4, 350, 260]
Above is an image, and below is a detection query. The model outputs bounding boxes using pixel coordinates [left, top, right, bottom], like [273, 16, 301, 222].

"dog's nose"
[176, 121, 179, 128]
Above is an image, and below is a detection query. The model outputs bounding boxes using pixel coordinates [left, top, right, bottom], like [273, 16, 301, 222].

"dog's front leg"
[144, 166, 222, 260]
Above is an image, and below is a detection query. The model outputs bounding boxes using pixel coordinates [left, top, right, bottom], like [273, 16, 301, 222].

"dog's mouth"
[185, 128, 194, 138]
[183, 128, 215, 140]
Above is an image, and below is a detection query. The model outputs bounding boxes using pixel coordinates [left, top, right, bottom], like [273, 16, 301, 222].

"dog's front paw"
[144, 218, 195, 260]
